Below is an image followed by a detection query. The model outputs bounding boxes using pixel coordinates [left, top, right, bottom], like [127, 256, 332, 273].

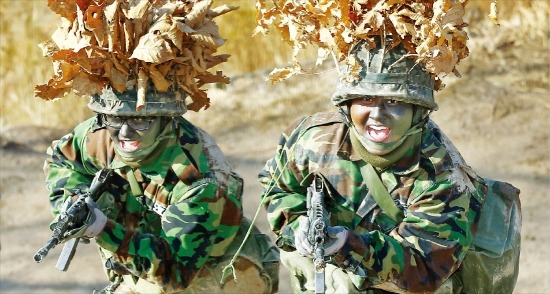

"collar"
[344, 126, 422, 176]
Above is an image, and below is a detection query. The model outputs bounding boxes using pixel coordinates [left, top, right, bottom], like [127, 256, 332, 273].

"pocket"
[471, 179, 521, 257]
[375, 212, 399, 234]
[96, 191, 118, 219]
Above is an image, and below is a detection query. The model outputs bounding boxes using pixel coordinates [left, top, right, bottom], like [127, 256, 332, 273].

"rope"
[220, 119, 308, 283]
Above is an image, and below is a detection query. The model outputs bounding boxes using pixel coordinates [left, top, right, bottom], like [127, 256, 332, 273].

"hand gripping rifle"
[306, 175, 330, 294]
[33, 168, 113, 271]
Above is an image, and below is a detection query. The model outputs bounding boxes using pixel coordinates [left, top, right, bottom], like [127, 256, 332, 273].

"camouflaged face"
[332, 41, 438, 110]
[44, 116, 249, 291]
[88, 87, 187, 116]
[258, 111, 486, 292]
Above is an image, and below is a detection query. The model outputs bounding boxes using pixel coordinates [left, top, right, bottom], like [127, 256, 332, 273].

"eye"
[105, 115, 121, 124]
[386, 99, 399, 105]
[357, 97, 375, 106]
[134, 117, 147, 122]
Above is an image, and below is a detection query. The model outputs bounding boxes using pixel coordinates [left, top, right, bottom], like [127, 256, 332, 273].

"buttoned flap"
[471, 179, 521, 257]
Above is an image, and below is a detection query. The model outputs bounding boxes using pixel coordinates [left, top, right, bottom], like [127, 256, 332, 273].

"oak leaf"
[130, 33, 175, 64]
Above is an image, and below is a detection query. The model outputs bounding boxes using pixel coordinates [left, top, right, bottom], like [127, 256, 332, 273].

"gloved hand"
[55, 196, 108, 241]
[295, 216, 313, 256]
[294, 216, 349, 257]
[324, 226, 349, 255]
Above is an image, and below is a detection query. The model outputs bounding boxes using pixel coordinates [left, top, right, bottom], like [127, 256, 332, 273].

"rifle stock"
[307, 175, 329, 294]
[33, 168, 113, 270]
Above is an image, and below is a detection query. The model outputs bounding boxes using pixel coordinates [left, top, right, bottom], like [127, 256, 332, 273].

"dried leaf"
[126, 0, 151, 19]
[72, 72, 103, 96]
[104, 61, 127, 92]
[47, 0, 77, 22]
[267, 66, 301, 84]
[168, 27, 185, 51]
[488, 0, 500, 26]
[37, 0, 235, 112]
[130, 33, 175, 63]
[136, 69, 148, 111]
[208, 4, 239, 18]
[185, 0, 212, 28]
[205, 54, 229, 68]
[186, 88, 209, 111]
[191, 19, 224, 49]
[255, 0, 472, 90]
[149, 66, 171, 92]
[38, 40, 58, 57]
[319, 27, 336, 48]
[84, 3, 106, 46]
[34, 82, 71, 101]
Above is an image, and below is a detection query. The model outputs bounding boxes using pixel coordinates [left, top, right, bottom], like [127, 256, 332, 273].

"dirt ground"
[1, 42, 549, 293]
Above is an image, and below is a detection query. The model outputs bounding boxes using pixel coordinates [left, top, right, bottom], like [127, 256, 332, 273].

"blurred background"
[1, 0, 549, 293]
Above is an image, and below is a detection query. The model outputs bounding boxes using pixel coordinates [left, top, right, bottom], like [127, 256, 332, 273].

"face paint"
[349, 97, 414, 155]
[106, 116, 163, 162]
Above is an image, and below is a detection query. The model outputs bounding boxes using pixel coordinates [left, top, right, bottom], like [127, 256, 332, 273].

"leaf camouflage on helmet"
[331, 39, 438, 110]
[35, 0, 238, 112]
[255, 0, 478, 88]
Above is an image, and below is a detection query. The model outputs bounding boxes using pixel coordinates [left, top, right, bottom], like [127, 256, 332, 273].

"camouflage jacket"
[44, 116, 243, 291]
[258, 111, 486, 292]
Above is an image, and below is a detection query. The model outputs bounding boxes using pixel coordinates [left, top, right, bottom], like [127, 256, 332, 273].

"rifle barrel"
[34, 237, 59, 262]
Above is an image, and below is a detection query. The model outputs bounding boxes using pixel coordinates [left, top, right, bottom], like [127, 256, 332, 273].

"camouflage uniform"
[258, 110, 486, 293]
[45, 115, 279, 293]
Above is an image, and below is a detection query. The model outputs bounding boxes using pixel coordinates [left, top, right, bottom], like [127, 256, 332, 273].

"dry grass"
[0, 0, 91, 130]
[0, 0, 548, 131]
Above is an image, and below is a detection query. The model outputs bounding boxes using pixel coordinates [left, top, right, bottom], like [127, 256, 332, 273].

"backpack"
[364, 164, 522, 293]
[454, 179, 521, 294]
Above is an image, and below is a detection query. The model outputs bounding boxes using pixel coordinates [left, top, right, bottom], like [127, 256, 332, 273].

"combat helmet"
[88, 86, 187, 117]
[332, 38, 438, 110]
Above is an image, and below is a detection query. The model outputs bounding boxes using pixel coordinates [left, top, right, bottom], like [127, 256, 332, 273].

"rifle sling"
[361, 163, 404, 223]
[125, 167, 145, 199]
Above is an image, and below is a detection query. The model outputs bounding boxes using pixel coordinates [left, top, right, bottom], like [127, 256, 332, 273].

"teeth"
[370, 125, 387, 131]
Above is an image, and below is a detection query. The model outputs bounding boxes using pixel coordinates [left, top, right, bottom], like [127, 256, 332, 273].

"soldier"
[258, 39, 487, 293]
[44, 85, 280, 293]
[36, 0, 280, 292]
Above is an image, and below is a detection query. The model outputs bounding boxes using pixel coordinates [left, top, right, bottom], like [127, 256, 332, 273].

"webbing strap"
[125, 167, 143, 197]
[362, 163, 404, 223]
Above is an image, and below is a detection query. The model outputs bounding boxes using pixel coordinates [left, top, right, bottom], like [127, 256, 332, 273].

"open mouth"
[366, 125, 390, 143]
[120, 140, 141, 152]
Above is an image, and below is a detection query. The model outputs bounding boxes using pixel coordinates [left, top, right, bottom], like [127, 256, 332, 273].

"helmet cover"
[331, 39, 438, 110]
[88, 87, 187, 117]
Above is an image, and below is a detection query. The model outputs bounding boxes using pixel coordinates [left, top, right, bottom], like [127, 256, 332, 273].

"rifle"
[306, 175, 330, 294]
[33, 168, 113, 271]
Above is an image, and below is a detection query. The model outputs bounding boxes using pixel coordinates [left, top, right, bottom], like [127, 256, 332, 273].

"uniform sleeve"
[94, 173, 243, 290]
[258, 117, 311, 249]
[44, 118, 102, 216]
[333, 168, 485, 292]
[93, 123, 244, 291]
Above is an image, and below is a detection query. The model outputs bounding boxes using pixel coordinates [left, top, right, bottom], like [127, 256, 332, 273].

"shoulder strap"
[361, 163, 404, 223]
[125, 167, 143, 197]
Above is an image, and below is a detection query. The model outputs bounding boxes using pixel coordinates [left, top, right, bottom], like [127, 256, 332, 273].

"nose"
[369, 101, 386, 119]
[118, 121, 136, 139]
